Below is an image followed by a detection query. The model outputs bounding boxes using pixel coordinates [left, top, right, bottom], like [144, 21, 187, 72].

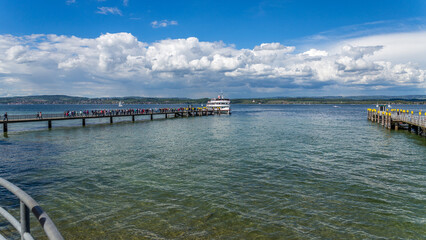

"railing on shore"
[0, 178, 63, 240]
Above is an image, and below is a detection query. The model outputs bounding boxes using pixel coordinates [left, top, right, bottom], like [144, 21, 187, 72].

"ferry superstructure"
[206, 94, 231, 114]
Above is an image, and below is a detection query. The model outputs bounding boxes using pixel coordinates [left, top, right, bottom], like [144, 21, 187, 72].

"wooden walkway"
[367, 108, 426, 137]
[1, 108, 224, 133]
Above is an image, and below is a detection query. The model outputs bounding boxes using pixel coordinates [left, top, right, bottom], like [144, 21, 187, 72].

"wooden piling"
[82, 119, 86, 126]
[3, 122, 7, 133]
[48, 120, 52, 129]
[110, 117, 113, 124]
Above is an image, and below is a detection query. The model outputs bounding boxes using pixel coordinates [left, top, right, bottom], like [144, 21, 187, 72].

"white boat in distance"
[118, 101, 123, 107]
[206, 94, 231, 114]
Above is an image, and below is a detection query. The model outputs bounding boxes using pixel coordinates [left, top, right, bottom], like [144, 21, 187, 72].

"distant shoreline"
[1, 102, 426, 105]
[0, 95, 425, 105]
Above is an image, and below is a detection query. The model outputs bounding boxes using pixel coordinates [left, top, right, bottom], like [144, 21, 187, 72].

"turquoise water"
[1, 104, 425, 239]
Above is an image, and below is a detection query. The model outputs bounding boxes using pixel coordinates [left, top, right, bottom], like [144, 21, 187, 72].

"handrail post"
[20, 201, 30, 240]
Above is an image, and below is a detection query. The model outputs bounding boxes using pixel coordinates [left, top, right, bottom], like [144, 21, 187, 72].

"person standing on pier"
[3, 112, 7, 121]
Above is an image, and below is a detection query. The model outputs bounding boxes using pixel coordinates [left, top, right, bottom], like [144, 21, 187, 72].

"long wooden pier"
[1, 108, 224, 133]
[367, 108, 426, 137]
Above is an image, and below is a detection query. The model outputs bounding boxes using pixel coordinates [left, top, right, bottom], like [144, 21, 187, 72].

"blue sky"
[0, 0, 425, 97]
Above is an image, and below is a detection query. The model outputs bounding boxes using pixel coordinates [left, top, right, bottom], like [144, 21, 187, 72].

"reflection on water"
[0, 104, 425, 239]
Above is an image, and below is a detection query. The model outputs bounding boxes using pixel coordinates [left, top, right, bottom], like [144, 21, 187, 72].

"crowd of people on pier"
[2, 107, 206, 121]
[62, 107, 198, 118]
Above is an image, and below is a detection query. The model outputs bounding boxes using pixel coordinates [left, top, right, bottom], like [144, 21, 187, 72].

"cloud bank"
[0, 32, 424, 97]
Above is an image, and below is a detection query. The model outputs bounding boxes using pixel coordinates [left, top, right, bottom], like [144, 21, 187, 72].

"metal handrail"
[0, 178, 63, 240]
[369, 110, 426, 128]
[391, 115, 426, 127]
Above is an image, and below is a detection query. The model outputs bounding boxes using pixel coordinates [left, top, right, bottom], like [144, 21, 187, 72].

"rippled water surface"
[1, 104, 425, 239]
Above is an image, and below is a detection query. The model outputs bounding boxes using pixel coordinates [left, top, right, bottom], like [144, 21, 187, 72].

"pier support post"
[20, 201, 30, 240]
[48, 120, 52, 129]
[165, 114, 168, 119]
[110, 117, 113, 124]
[3, 122, 7, 133]
[150, 114, 153, 120]
[132, 115, 135, 122]
[82, 119, 86, 126]
[414, 126, 419, 135]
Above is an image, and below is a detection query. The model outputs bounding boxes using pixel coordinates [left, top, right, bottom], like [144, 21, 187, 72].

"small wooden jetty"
[367, 105, 426, 137]
[1, 108, 224, 133]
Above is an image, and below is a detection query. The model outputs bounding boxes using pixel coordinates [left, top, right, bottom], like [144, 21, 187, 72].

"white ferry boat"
[206, 94, 231, 114]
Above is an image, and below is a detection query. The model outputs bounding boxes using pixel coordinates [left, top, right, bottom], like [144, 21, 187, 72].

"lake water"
[0, 104, 425, 239]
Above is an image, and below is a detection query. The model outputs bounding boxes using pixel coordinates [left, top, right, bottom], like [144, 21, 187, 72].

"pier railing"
[391, 114, 426, 128]
[1, 108, 210, 122]
[2, 112, 145, 121]
[367, 108, 426, 136]
[2, 113, 66, 121]
[0, 178, 63, 240]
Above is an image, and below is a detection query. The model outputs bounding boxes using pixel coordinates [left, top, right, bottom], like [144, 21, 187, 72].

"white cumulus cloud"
[96, 7, 122, 16]
[0, 32, 424, 97]
[151, 20, 178, 28]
